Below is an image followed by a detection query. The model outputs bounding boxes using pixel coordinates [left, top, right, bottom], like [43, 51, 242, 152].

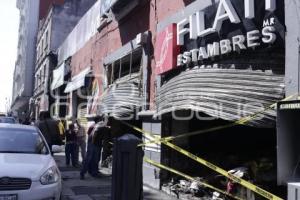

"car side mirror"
[51, 145, 64, 154]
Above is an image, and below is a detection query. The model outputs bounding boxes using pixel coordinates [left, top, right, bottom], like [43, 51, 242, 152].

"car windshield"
[0, 117, 16, 124]
[0, 128, 49, 154]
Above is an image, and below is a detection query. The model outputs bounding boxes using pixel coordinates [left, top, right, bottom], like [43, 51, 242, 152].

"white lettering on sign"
[177, 19, 189, 46]
[220, 39, 232, 54]
[182, 51, 192, 65]
[207, 42, 220, 57]
[177, 0, 278, 45]
[191, 49, 199, 62]
[212, 0, 241, 32]
[263, 17, 275, 27]
[190, 11, 204, 39]
[280, 103, 300, 110]
[262, 26, 276, 43]
[198, 47, 209, 60]
[177, 27, 277, 66]
[245, 0, 255, 19]
[247, 30, 260, 48]
[265, 0, 276, 11]
[232, 35, 247, 51]
[177, 54, 183, 66]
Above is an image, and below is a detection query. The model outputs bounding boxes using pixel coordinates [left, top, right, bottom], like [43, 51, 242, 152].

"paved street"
[54, 153, 177, 200]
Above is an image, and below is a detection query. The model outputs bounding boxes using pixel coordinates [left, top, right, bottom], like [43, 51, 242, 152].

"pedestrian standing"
[36, 111, 62, 153]
[58, 119, 65, 137]
[100, 125, 111, 167]
[65, 124, 77, 167]
[80, 116, 102, 179]
[91, 118, 110, 174]
[74, 120, 87, 163]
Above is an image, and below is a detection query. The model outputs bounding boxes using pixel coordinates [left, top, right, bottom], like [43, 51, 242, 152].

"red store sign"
[155, 24, 180, 75]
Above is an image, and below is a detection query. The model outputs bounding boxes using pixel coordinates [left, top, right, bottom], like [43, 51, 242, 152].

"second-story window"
[35, 76, 38, 90]
[36, 46, 40, 62]
[39, 70, 42, 88]
[39, 45, 42, 59]
[45, 31, 48, 50]
[43, 64, 46, 83]
[106, 48, 142, 86]
[41, 39, 44, 56]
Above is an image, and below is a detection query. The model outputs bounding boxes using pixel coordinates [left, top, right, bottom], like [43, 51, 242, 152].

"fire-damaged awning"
[156, 68, 285, 127]
[51, 63, 65, 90]
[98, 73, 142, 118]
[64, 67, 92, 93]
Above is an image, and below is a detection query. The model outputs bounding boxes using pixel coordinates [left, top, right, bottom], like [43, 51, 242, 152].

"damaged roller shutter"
[156, 68, 285, 127]
[99, 48, 144, 118]
[98, 73, 142, 118]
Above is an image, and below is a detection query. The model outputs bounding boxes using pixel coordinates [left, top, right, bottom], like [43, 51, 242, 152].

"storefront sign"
[155, 24, 180, 75]
[155, 0, 284, 75]
[177, 0, 276, 45]
[279, 103, 300, 110]
[277, 100, 300, 184]
[177, 27, 276, 66]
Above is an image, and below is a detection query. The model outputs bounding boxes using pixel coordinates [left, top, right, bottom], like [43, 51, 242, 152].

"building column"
[141, 115, 162, 189]
[285, 0, 300, 97]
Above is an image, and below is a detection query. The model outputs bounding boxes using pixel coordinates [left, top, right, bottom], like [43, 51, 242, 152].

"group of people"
[80, 116, 111, 179]
[64, 120, 87, 168]
[34, 111, 112, 180]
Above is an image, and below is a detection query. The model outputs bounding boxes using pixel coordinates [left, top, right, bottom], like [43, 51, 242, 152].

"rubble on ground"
[162, 178, 226, 200]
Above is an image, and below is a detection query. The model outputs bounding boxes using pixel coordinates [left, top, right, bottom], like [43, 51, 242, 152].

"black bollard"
[111, 134, 144, 200]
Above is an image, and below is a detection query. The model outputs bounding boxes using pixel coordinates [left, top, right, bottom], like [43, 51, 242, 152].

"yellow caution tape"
[162, 141, 283, 200]
[120, 95, 297, 199]
[140, 94, 297, 146]
[144, 157, 245, 200]
[121, 121, 284, 200]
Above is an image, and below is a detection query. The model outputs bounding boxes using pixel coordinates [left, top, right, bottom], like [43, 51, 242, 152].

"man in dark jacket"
[91, 118, 110, 173]
[36, 111, 62, 153]
[80, 116, 103, 179]
[65, 124, 77, 167]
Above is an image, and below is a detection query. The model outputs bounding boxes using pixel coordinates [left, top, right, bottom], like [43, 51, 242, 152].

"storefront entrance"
[160, 111, 284, 198]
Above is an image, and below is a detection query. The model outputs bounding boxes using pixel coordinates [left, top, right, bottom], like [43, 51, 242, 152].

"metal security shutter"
[156, 68, 285, 127]
[78, 106, 88, 127]
[98, 73, 142, 118]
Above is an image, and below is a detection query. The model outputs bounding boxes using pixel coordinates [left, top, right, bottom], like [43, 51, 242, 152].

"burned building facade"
[52, 0, 300, 198]
[32, 0, 97, 120]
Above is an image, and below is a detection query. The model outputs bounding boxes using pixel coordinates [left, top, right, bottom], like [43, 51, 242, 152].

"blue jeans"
[65, 143, 76, 166]
[81, 140, 101, 176]
[90, 145, 101, 174]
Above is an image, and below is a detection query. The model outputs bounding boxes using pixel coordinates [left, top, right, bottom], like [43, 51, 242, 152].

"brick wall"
[69, 0, 196, 112]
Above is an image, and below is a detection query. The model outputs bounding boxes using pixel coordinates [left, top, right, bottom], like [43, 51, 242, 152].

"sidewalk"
[54, 153, 177, 200]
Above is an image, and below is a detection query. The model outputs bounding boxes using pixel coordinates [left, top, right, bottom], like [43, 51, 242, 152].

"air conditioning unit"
[288, 183, 300, 200]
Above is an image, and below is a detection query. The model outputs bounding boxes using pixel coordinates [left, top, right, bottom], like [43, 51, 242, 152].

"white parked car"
[0, 117, 17, 124]
[0, 124, 62, 200]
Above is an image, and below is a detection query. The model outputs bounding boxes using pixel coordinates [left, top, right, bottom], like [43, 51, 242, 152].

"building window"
[45, 31, 48, 50]
[106, 48, 142, 86]
[41, 39, 44, 56]
[43, 64, 47, 83]
[35, 76, 38, 90]
[39, 70, 42, 88]
[39, 45, 42, 59]
[35, 74, 38, 89]
[36, 46, 40, 62]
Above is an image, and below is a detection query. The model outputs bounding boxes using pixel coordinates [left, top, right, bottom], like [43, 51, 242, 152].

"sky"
[0, 1, 19, 113]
